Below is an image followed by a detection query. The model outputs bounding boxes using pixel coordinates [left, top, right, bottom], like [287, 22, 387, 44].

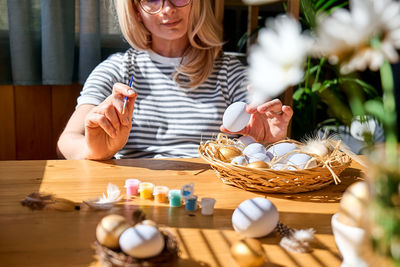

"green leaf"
[317, 0, 345, 14]
[311, 82, 322, 92]
[293, 88, 305, 100]
[315, 0, 328, 10]
[329, 2, 348, 13]
[307, 65, 320, 74]
[340, 78, 379, 97]
[301, 0, 317, 29]
[364, 99, 386, 124]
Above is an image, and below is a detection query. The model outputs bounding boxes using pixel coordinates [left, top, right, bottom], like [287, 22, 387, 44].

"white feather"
[97, 183, 123, 204]
[280, 228, 315, 253]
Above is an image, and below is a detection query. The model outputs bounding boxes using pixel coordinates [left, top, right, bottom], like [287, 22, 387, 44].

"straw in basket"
[198, 134, 352, 193]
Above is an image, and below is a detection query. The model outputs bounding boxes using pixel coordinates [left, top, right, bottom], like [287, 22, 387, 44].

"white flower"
[312, 0, 400, 74]
[248, 15, 311, 104]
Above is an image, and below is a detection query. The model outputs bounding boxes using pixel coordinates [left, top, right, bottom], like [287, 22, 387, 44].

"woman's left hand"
[220, 99, 293, 144]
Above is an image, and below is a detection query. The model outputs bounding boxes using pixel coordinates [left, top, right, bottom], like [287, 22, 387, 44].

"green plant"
[291, 0, 384, 140]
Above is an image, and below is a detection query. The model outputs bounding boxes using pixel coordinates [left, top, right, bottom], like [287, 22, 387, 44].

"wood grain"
[0, 157, 367, 267]
[14, 85, 54, 159]
[51, 84, 82, 157]
[0, 85, 16, 160]
[214, 0, 225, 25]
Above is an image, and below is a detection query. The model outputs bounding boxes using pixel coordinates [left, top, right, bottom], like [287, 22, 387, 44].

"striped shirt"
[78, 48, 248, 158]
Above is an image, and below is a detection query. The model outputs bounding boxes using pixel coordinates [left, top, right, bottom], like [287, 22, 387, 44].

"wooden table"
[0, 158, 365, 267]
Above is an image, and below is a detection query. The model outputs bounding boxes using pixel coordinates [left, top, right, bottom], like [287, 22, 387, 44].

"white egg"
[286, 153, 316, 169]
[231, 155, 248, 166]
[119, 225, 165, 259]
[223, 102, 251, 132]
[266, 142, 298, 162]
[237, 135, 256, 148]
[232, 198, 279, 238]
[247, 152, 271, 163]
[270, 163, 296, 171]
[243, 143, 267, 157]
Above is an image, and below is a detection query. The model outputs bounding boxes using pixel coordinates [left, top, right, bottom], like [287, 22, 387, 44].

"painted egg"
[232, 198, 279, 238]
[270, 163, 295, 171]
[247, 152, 272, 164]
[237, 135, 256, 148]
[219, 146, 243, 162]
[96, 214, 131, 249]
[243, 143, 267, 157]
[286, 153, 316, 169]
[119, 224, 165, 258]
[223, 102, 251, 132]
[266, 142, 298, 162]
[231, 155, 248, 166]
[230, 238, 266, 267]
[247, 161, 270, 169]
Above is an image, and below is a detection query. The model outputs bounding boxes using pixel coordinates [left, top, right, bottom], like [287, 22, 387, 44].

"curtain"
[0, 0, 129, 85]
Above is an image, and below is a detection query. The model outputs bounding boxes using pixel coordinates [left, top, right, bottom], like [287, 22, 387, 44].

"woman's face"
[137, 0, 192, 45]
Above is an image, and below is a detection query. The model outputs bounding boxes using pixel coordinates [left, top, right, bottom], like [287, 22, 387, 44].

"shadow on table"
[104, 158, 212, 172]
[105, 203, 338, 234]
[82, 204, 340, 267]
[177, 258, 211, 266]
[252, 167, 366, 203]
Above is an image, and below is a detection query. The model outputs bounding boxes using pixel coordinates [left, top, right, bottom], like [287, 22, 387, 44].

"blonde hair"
[114, 0, 223, 88]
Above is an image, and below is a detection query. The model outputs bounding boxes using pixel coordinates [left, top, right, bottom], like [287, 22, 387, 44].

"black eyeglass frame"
[138, 0, 192, 15]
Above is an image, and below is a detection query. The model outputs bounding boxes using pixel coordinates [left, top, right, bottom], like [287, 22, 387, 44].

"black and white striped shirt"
[78, 48, 248, 158]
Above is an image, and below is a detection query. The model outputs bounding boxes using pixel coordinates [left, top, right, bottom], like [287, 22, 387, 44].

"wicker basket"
[198, 135, 352, 193]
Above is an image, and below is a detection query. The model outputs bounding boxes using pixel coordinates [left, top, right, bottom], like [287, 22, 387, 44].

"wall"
[0, 84, 82, 160]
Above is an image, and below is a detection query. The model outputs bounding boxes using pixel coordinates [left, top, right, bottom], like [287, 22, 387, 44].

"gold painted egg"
[96, 214, 131, 249]
[247, 161, 270, 169]
[230, 238, 266, 267]
[219, 146, 242, 162]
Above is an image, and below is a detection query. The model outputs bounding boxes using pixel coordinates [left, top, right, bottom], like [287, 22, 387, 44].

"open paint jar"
[168, 189, 182, 207]
[125, 179, 141, 197]
[138, 182, 154, 200]
[153, 186, 169, 203]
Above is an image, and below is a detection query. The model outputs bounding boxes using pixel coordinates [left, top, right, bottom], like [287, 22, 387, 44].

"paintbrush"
[122, 76, 134, 115]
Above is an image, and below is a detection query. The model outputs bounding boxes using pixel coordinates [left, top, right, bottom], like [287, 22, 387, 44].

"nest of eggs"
[94, 230, 179, 267]
[198, 134, 352, 193]
[94, 211, 179, 267]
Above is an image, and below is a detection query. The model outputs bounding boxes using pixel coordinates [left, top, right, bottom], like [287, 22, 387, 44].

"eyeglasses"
[138, 0, 192, 15]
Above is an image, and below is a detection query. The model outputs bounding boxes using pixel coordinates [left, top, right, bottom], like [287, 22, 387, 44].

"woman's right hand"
[84, 83, 137, 160]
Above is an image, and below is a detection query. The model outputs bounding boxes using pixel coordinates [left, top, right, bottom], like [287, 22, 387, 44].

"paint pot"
[168, 189, 182, 207]
[125, 179, 141, 197]
[153, 186, 169, 203]
[138, 182, 154, 200]
[185, 195, 198, 211]
[181, 182, 194, 199]
[201, 198, 216, 215]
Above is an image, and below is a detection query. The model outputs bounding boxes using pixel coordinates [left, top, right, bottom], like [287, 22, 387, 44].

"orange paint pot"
[153, 186, 169, 203]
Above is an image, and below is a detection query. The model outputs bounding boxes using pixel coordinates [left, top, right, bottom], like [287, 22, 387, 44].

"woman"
[57, 0, 293, 160]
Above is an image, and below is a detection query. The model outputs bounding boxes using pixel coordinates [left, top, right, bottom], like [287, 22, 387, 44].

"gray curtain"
[0, 0, 129, 85]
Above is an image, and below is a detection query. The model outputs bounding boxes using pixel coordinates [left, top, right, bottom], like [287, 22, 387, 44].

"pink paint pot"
[124, 179, 141, 197]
